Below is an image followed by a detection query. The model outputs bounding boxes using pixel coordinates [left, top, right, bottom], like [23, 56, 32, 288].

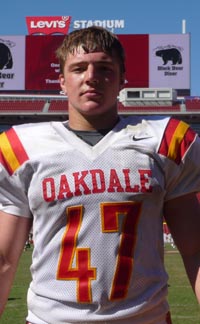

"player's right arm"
[0, 211, 32, 316]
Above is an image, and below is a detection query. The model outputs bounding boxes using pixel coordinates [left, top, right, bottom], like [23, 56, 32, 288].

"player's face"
[59, 46, 124, 124]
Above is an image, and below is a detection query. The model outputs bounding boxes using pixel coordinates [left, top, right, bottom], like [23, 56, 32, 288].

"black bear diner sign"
[149, 33, 190, 91]
[156, 47, 183, 76]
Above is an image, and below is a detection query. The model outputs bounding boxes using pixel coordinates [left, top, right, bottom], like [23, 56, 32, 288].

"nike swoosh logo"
[132, 135, 152, 141]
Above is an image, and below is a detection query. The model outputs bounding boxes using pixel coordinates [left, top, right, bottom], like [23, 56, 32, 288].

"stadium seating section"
[0, 100, 46, 112]
[0, 97, 199, 115]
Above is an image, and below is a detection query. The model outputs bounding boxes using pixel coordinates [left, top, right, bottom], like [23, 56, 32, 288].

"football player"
[0, 26, 200, 324]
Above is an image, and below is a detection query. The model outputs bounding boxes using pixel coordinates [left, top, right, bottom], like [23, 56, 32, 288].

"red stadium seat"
[185, 98, 200, 111]
[118, 102, 181, 113]
[48, 100, 68, 112]
[0, 100, 45, 112]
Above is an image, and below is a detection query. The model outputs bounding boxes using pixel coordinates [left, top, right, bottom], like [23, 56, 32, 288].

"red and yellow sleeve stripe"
[0, 128, 29, 175]
[158, 119, 196, 164]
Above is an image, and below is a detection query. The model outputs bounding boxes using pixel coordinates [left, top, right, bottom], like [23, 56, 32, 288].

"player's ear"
[59, 74, 67, 95]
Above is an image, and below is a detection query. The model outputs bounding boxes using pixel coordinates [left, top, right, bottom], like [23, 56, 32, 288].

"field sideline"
[1, 244, 200, 324]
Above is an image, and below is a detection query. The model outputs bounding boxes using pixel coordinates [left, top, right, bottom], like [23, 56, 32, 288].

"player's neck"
[68, 110, 119, 131]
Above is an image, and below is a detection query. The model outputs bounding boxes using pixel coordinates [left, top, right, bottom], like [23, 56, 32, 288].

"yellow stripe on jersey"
[167, 121, 189, 161]
[158, 118, 196, 164]
[0, 132, 20, 172]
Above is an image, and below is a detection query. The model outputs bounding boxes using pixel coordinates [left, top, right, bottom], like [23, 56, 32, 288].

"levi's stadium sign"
[26, 16, 71, 35]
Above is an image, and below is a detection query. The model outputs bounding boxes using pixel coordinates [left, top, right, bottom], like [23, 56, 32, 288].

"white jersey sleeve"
[132, 116, 200, 200]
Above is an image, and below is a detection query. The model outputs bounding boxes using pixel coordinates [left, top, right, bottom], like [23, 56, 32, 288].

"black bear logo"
[155, 48, 182, 65]
[0, 41, 14, 70]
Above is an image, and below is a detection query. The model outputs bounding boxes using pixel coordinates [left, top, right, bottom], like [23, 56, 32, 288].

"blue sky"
[0, 0, 199, 96]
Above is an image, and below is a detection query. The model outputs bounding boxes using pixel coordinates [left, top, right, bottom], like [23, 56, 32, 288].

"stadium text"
[26, 16, 71, 35]
[0, 72, 14, 79]
[73, 19, 125, 29]
[157, 65, 183, 77]
[45, 79, 59, 84]
[29, 20, 67, 29]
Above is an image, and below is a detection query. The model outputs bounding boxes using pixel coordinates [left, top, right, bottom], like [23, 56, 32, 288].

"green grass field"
[1, 244, 200, 324]
[165, 245, 200, 323]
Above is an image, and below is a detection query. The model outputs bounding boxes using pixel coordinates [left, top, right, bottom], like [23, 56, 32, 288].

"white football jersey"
[0, 115, 200, 324]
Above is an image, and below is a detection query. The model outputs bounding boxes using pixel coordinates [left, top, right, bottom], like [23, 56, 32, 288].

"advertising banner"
[149, 34, 190, 90]
[25, 34, 149, 92]
[0, 36, 25, 90]
[0, 32, 190, 93]
[118, 34, 149, 88]
[25, 35, 65, 91]
[26, 16, 71, 35]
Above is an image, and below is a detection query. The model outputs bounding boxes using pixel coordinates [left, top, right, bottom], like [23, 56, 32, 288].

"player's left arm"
[164, 192, 200, 303]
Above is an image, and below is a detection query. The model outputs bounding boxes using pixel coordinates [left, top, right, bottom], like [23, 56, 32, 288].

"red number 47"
[56, 201, 142, 303]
